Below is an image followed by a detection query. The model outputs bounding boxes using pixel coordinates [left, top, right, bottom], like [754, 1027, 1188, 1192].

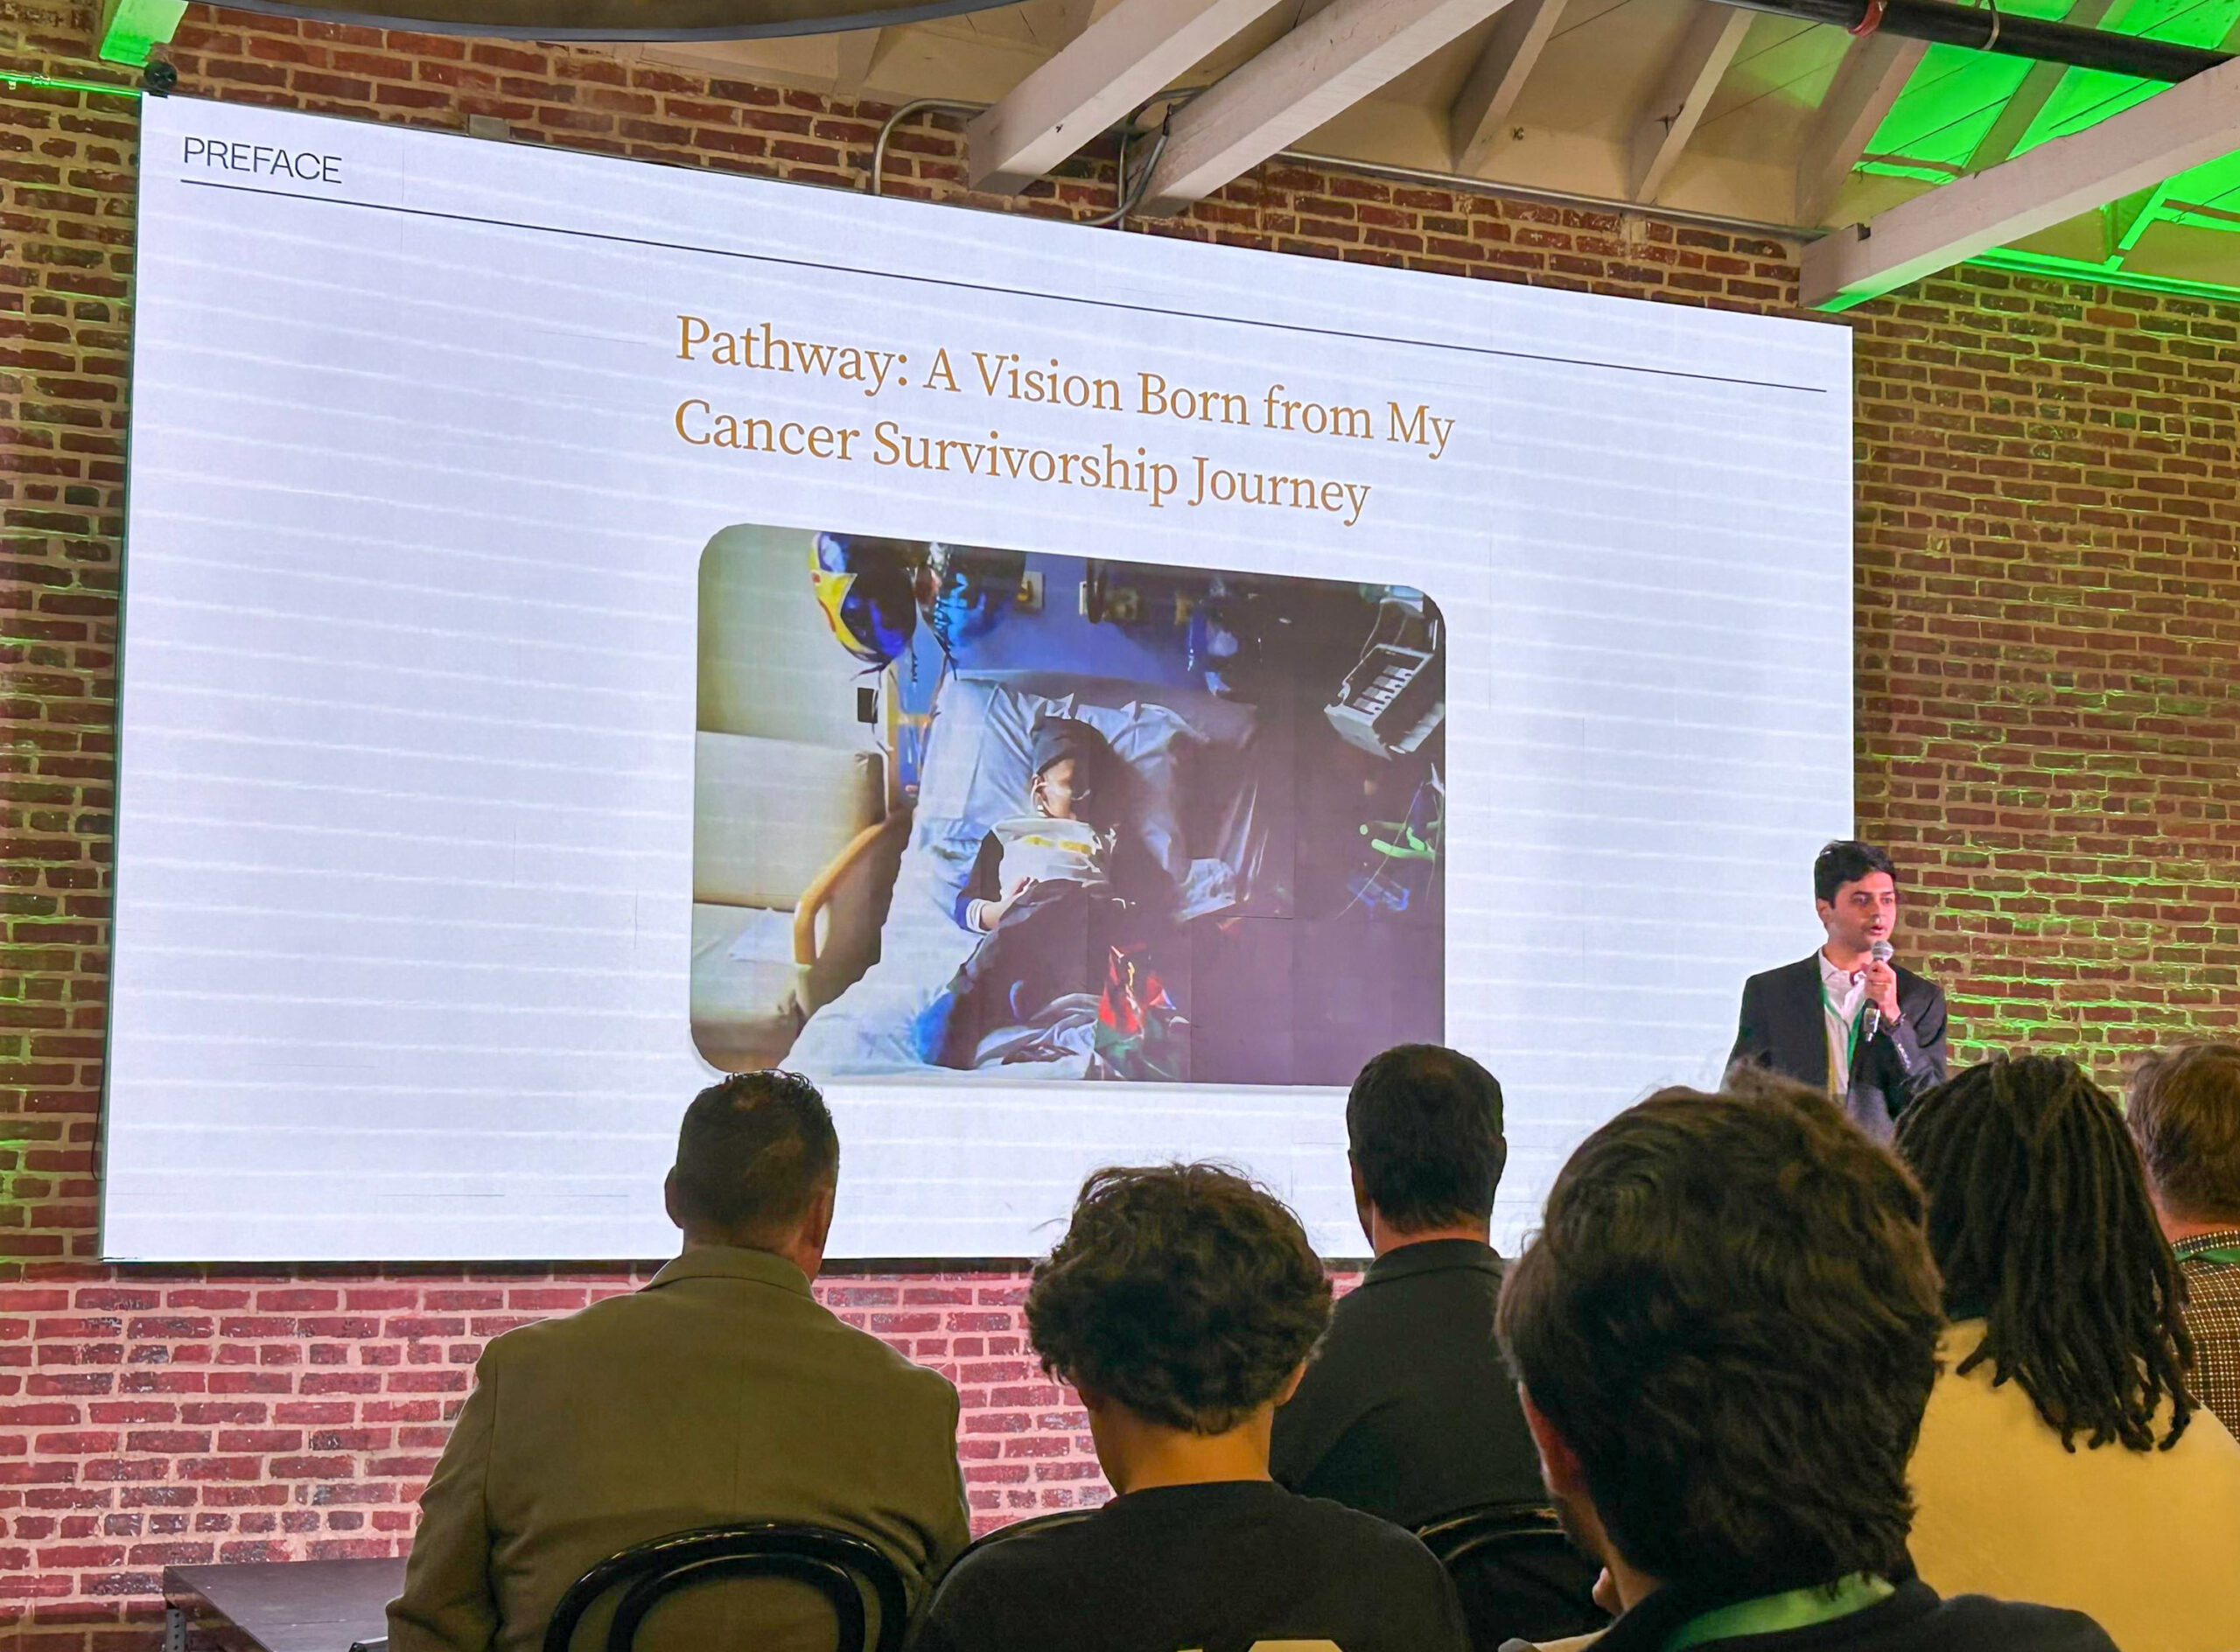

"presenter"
[1729, 840, 1949, 1141]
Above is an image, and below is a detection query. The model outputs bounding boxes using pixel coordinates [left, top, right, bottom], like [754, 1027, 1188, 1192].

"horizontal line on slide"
[178, 178, 1832, 397]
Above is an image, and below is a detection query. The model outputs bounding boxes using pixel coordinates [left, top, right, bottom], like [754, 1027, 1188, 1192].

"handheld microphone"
[1859, 940, 1894, 1042]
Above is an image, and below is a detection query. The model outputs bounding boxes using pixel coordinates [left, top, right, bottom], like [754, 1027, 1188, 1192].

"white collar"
[1818, 948, 1863, 985]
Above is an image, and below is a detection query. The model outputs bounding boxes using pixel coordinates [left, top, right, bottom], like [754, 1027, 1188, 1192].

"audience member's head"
[2126, 1041, 2240, 1232]
[1026, 1164, 1330, 1477]
[664, 1070, 840, 1274]
[1347, 1044, 1506, 1247]
[1497, 1072, 1942, 1605]
[1895, 1054, 2194, 1452]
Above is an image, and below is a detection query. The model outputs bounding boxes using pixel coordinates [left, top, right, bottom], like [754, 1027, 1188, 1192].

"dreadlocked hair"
[1894, 1054, 2194, 1453]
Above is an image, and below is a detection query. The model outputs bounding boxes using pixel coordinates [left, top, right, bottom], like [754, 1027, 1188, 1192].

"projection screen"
[104, 96, 1853, 1261]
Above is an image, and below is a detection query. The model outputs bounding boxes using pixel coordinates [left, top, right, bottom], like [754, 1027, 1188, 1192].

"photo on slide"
[690, 524, 1446, 1087]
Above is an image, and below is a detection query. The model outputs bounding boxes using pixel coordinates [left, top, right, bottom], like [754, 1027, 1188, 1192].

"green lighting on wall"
[97, 0, 186, 66]
[0, 67, 141, 97]
[1968, 245, 2240, 305]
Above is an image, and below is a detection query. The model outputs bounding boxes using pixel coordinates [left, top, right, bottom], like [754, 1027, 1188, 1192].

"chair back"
[542, 1522, 910, 1652]
[1415, 1502, 1609, 1652]
[951, 1506, 1098, 1563]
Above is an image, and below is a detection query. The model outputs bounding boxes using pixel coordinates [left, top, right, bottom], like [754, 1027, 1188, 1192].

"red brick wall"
[2, 0, 2236, 1644]
[1851, 290, 2240, 1052]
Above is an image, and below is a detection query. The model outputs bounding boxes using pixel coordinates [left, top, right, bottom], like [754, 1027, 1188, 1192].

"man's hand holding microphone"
[1860, 940, 1898, 1042]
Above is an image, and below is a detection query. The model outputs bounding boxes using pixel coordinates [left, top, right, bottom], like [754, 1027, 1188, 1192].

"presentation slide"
[105, 97, 1852, 1263]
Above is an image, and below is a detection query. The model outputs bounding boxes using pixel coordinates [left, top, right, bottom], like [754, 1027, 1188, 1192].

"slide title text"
[671, 314, 1462, 529]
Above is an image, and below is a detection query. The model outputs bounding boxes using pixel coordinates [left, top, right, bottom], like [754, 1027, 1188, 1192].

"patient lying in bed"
[924, 716, 1166, 1068]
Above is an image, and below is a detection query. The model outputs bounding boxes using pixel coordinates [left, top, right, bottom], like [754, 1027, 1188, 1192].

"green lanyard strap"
[2188, 1246, 2240, 1267]
[1820, 980, 1866, 1082]
[1665, 1575, 1896, 1651]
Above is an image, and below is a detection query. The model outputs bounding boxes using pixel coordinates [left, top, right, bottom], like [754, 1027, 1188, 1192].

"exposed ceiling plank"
[1964, 0, 2116, 172]
[2100, 178, 2170, 262]
[1801, 53, 2240, 309]
[1626, 5, 1754, 203]
[1795, 31, 1926, 225]
[1138, 0, 1517, 216]
[965, 0, 1278, 194]
[1449, 0, 1569, 175]
[832, 26, 882, 97]
[1020, 0, 1131, 47]
[1038, 0, 1102, 46]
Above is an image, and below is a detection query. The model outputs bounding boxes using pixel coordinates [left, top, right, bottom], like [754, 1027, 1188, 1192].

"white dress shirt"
[1817, 948, 1867, 1097]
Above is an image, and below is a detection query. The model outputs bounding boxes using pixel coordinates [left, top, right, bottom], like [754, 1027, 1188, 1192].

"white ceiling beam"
[1138, 0, 1517, 216]
[1626, 4, 1754, 203]
[1795, 31, 1925, 225]
[1964, 0, 2115, 172]
[1449, 0, 1568, 175]
[1801, 53, 2240, 310]
[965, 0, 1278, 195]
[831, 26, 882, 98]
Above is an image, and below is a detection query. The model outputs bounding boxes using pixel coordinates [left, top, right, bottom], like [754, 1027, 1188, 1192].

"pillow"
[914, 676, 1219, 887]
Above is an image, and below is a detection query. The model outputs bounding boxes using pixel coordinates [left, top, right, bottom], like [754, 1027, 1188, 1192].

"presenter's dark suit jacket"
[1727, 954, 1949, 1141]
[388, 1245, 970, 1652]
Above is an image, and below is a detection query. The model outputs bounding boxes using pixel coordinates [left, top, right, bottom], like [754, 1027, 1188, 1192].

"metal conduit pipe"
[870, 97, 985, 196]
[1703, 0, 2232, 83]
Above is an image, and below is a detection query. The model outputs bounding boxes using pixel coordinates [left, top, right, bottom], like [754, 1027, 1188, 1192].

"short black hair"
[670, 1071, 839, 1245]
[1814, 840, 1898, 904]
[1029, 715, 1116, 827]
[1497, 1073, 1942, 1596]
[1896, 1054, 2194, 1452]
[1026, 1163, 1331, 1434]
[2127, 1042, 2240, 1224]
[1347, 1044, 1507, 1229]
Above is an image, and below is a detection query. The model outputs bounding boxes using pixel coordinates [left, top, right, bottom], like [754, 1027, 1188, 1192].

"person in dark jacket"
[1729, 839, 1947, 1141]
[1271, 1044, 1545, 1527]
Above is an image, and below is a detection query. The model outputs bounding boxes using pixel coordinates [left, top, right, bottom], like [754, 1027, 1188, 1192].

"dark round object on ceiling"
[213, 0, 1016, 41]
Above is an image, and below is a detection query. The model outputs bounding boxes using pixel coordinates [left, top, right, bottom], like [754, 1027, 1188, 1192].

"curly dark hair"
[669, 1070, 837, 1246]
[1497, 1074, 1942, 1596]
[1026, 1163, 1331, 1435]
[1347, 1044, 1506, 1230]
[1895, 1054, 2194, 1452]
[2126, 1041, 2240, 1224]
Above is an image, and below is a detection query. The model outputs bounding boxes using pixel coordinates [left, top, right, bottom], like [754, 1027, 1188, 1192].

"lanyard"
[1665, 1575, 1896, 1651]
[2190, 1246, 2240, 1267]
[1820, 979, 1865, 1081]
